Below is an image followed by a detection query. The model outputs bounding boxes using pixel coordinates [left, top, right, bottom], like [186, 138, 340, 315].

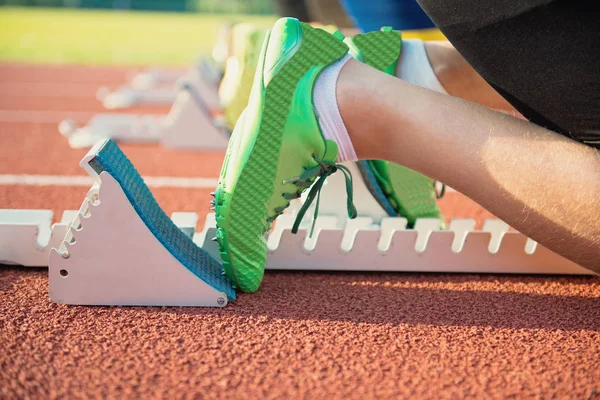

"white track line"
[0, 174, 218, 189]
[0, 174, 456, 193]
[0, 110, 94, 123]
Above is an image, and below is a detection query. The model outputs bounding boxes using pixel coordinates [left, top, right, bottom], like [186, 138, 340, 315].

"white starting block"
[47, 139, 234, 306]
[2, 209, 590, 276]
[3, 207, 590, 275]
[59, 81, 230, 150]
[97, 86, 179, 110]
[127, 57, 222, 91]
[98, 57, 222, 110]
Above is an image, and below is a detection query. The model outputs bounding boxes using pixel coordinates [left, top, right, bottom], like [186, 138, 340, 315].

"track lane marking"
[0, 174, 456, 193]
[0, 174, 218, 188]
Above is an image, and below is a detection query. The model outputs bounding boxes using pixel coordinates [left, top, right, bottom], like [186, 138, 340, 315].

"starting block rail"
[2, 209, 591, 275]
[97, 86, 179, 110]
[199, 215, 590, 275]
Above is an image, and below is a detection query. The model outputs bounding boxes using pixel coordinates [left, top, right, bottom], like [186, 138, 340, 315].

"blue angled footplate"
[87, 139, 235, 301]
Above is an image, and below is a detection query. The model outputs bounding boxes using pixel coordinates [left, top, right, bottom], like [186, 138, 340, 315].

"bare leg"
[424, 41, 517, 113]
[338, 59, 600, 272]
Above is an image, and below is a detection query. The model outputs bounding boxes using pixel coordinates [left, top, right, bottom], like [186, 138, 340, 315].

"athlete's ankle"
[313, 54, 357, 163]
[336, 58, 387, 161]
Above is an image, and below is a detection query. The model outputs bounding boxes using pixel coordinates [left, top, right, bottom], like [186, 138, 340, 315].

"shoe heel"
[351, 28, 402, 72]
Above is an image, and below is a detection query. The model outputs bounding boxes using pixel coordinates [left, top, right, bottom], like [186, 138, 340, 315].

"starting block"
[98, 57, 221, 110]
[0, 140, 592, 307]
[2, 205, 590, 276]
[97, 86, 179, 110]
[59, 81, 230, 150]
[47, 139, 234, 306]
[127, 57, 222, 91]
[127, 68, 187, 91]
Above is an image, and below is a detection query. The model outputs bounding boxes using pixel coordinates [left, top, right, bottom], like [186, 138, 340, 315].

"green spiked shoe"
[347, 27, 445, 228]
[214, 18, 356, 292]
[218, 23, 268, 131]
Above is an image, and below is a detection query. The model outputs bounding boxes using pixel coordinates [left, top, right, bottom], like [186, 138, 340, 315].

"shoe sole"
[215, 21, 348, 292]
[386, 163, 443, 226]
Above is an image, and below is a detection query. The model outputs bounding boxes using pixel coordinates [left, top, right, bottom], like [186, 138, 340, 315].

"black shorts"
[417, 0, 600, 148]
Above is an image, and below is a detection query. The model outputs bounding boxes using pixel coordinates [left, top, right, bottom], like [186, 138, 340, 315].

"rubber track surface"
[1, 63, 599, 399]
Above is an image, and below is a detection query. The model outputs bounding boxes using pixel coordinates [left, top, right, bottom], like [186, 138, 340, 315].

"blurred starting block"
[126, 68, 188, 91]
[59, 81, 229, 150]
[98, 56, 222, 110]
[125, 57, 221, 91]
[0, 140, 592, 308]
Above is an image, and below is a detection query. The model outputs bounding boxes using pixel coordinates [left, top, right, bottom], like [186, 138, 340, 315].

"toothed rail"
[200, 214, 591, 275]
[47, 139, 235, 307]
[3, 211, 590, 275]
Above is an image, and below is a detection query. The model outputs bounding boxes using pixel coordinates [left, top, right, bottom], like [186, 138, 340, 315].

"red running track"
[1, 63, 598, 399]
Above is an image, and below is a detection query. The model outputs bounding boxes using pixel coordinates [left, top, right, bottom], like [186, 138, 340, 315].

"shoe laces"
[435, 181, 446, 199]
[281, 155, 357, 237]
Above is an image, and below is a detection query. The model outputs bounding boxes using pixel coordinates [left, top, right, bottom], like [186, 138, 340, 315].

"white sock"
[396, 39, 447, 94]
[314, 40, 446, 164]
[313, 54, 356, 163]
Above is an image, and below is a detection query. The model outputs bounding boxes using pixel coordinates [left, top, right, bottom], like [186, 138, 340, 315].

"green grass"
[0, 7, 275, 66]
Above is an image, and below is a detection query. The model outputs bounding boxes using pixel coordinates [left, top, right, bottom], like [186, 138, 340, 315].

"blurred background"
[0, 0, 443, 67]
[0, 0, 278, 67]
[0, 0, 275, 14]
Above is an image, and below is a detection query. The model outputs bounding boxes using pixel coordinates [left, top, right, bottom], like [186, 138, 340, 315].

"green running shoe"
[214, 18, 356, 292]
[347, 27, 445, 228]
